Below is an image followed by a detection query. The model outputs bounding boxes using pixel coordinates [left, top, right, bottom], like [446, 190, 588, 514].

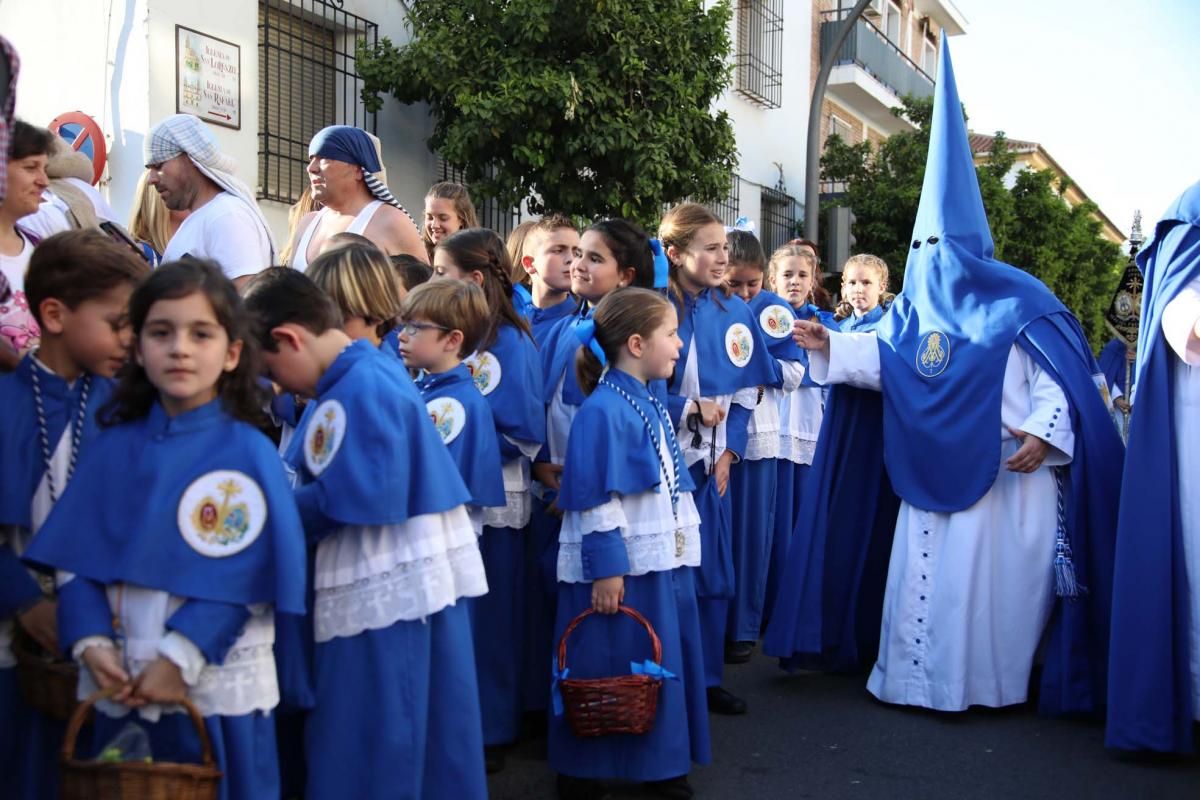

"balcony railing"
[819, 10, 934, 102]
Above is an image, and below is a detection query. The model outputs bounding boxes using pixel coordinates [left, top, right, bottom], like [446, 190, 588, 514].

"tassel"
[1052, 467, 1084, 598]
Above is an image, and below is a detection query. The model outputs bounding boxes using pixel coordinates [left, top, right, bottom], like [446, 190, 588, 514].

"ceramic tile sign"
[176, 26, 241, 130]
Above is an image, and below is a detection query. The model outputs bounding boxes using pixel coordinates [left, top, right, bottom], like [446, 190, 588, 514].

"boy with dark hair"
[0, 228, 148, 797]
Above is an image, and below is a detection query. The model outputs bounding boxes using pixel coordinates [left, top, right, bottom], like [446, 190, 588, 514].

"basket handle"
[62, 684, 217, 768]
[556, 604, 663, 673]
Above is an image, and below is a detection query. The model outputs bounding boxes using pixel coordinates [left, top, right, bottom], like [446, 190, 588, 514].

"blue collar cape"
[301, 340, 471, 525]
[0, 357, 113, 528]
[840, 303, 887, 333]
[763, 304, 899, 672]
[747, 289, 807, 362]
[308, 125, 381, 172]
[668, 287, 781, 396]
[475, 321, 546, 446]
[557, 368, 695, 511]
[415, 365, 507, 509]
[1106, 177, 1200, 754]
[530, 294, 577, 348]
[541, 305, 592, 406]
[23, 400, 307, 614]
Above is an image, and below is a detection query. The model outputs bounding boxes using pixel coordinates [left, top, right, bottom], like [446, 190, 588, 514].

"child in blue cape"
[762, 242, 837, 627]
[433, 228, 546, 769]
[305, 241, 403, 360]
[721, 231, 807, 663]
[518, 214, 581, 345]
[659, 203, 781, 716]
[0, 230, 148, 799]
[552, 287, 710, 800]
[24, 259, 306, 800]
[398, 279, 507, 533]
[243, 267, 488, 799]
[764, 254, 901, 673]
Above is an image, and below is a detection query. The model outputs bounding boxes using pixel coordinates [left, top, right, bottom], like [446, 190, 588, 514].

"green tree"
[820, 97, 1123, 350]
[356, 0, 737, 227]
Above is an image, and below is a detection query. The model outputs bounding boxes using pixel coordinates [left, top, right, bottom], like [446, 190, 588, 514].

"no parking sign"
[48, 111, 106, 185]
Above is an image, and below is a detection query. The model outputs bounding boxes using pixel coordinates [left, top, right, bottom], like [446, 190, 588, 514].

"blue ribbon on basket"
[551, 660, 570, 716]
[573, 318, 607, 365]
[649, 238, 670, 289]
[630, 660, 677, 681]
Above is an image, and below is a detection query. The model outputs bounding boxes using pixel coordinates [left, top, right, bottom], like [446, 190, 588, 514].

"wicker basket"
[12, 627, 82, 721]
[61, 686, 222, 800]
[556, 605, 665, 738]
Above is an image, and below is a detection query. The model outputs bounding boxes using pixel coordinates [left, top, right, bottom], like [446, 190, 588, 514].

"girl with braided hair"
[433, 228, 545, 771]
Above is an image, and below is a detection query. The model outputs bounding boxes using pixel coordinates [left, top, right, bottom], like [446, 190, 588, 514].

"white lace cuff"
[72, 635, 116, 662]
[158, 632, 206, 687]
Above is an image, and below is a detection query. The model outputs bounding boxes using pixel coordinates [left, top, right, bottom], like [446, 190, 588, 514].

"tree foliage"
[356, 0, 738, 227]
[820, 97, 1123, 350]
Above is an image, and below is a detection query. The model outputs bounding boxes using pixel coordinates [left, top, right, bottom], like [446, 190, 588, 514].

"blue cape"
[308, 125, 381, 172]
[558, 367, 695, 511]
[529, 295, 578, 348]
[24, 400, 307, 614]
[415, 365, 507, 509]
[0, 357, 113, 528]
[1097, 338, 1130, 394]
[469, 321, 546, 448]
[1106, 178, 1200, 753]
[763, 303, 899, 672]
[540, 306, 591, 406]
[298, 340, 471, 525]
[747, 290, 808, 363]
[668, 288, 782, 397]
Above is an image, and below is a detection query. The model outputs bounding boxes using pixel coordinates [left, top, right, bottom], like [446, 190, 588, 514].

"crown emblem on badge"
[177, 470, 267, 558]
[304, 400, 347, 476]
[425, 397, 466, 445]
[758, 305, 794, 339]
[725, 323, 754, 367]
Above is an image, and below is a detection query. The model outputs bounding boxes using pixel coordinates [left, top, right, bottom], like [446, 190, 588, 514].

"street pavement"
[488, 648, 1200, 799]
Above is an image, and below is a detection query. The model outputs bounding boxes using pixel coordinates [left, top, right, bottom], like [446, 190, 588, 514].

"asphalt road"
[487, 649, 1200, 799]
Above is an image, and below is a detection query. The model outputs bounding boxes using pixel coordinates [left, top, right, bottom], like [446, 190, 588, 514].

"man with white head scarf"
[145, 113, 275, 287]
[285, 125, 426, 269]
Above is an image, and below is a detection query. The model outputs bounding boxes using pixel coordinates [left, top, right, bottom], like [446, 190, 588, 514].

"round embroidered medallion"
[464, 350, 502, 396]
[304, 399, 347, 476]
[177, 470, 267, 558]
[758, 304, 795, 340]
[724, 323, 754, 367]
[426, 397, 467, 445]
[915, 330, 951, 378]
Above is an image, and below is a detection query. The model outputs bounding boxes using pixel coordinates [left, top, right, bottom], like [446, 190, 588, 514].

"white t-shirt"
[21, 179, 122, 240]
[162, 192, 271, 280]
[0, 232, 40, 353]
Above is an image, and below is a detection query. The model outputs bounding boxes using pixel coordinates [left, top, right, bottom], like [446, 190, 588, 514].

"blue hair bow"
[725, 216, 756, 234]
[630, 660, 678, 681]
[573, 318, 607, 365]
[649, 238, 670, 289]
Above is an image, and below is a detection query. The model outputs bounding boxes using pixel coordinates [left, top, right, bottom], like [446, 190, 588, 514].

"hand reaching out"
[792, 319, 830, 356]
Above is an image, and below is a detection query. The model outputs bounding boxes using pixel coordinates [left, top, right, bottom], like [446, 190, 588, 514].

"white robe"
[1162, 276, 1200, 719]
[810, 333, 1074, 711]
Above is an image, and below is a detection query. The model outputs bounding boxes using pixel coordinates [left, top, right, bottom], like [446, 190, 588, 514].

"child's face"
[572, 230, 630, 304]
[525, 227, 579, 294]
[673, 223, 728, 292]
[431, 249, 482, 285]
[398, 316, 455, 372]
[773, 256, 815, 309]
[841, 264, 882, 313]
[137, 291, 241, 416]
[634, 305, 683, 382]
[724, 263, 764, 304]
[58, 283, 136, 378]
[260, 326, 322, 397]
[424, 198, 462, 244]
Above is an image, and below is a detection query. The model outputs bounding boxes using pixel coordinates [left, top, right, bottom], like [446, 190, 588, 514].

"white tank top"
[291, 199, 384, 270]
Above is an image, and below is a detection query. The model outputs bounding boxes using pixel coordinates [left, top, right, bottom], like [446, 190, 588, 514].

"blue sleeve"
[294, 483, 340, 544]
[166, 599, 253, 665]
[498, 435, 523, 462]
[725, 403, 753, 461]
[0, 545, 43, 618]
[581, 529, 631, 581]
[57, 577, 115, 655]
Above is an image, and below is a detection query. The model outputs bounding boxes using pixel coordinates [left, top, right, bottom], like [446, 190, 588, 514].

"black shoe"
[707, 685, 748, 715]
[484, 745, 506, 774]
[646, 774, 694, 799]
[724, 640, 755, 664]
[556, 774, 613, 800]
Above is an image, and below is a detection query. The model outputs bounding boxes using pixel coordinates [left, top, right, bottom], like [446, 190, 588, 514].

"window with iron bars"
[258, 0, 378, 204]
[435, 156, 523, 240]
[663, 173, 742, 226]
[760, 185, 801, 253]
[735, 0, 784, 109]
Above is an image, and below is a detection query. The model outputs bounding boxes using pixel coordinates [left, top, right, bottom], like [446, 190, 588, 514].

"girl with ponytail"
[433, 228, 545, 769]
[551, 288, 709, 800]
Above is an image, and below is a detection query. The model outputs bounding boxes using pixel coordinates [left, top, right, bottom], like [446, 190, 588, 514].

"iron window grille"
[760, 185, 801, 253]
[662, 173, 742, 226]
[735, 0, 784, 109]
[258, 0, 378, 204]
[435, 156, 523, 240]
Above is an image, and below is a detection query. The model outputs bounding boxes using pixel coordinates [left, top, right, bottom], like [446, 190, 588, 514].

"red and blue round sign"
[48, 112, 107, 185]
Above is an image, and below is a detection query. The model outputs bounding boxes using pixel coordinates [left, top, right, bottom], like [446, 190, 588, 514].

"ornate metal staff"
[1105, 212, 1145, 439]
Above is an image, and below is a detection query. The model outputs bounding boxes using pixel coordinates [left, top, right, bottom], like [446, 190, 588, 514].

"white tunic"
[1162, 276, 1200, 719]
[811, 332, 1074, 710]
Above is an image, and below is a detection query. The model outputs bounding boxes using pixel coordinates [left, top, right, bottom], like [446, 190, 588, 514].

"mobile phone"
[99, 221, 153, 264]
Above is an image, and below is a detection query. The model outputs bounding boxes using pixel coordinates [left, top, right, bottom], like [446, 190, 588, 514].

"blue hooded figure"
[1106, 178, 1200, 754]
[794, 35, 1124, 713]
